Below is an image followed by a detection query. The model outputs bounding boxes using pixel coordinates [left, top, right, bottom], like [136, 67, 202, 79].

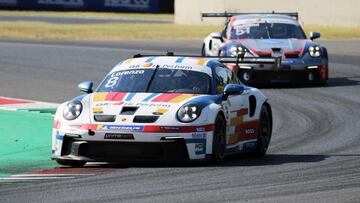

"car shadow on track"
[220, 154, 328, 167]
[254, 76, 360, 89]
[324, 76, 360, 87]
[62, 154, 329, 169]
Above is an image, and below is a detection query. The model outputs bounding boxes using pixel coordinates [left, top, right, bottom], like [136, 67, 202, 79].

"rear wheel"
[238, 70, 252, 85]
[56, 159, 86, 167]
[254, 105, 272, 157]
[212, 114, 226, 164]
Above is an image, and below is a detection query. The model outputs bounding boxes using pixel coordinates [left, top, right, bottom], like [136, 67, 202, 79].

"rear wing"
[133, 52, 282, 69]
[201, 12, 299, 20]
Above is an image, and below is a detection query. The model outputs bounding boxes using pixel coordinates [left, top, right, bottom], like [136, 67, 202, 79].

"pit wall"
[175, 0, 360, 26]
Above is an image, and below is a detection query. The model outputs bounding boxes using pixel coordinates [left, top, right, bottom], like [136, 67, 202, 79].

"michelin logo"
[37, 0, 84, 6]
[101, 125, 144, 131]
[104, 0, 150, 9]
[0, 0, 17, 5]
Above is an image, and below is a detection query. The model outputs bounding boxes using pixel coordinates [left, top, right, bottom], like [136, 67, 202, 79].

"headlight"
[309, 45, 321, 57]
[229, 46, 245, 57]
[63, 100, 82, 120]
[177, 103, 201, 123]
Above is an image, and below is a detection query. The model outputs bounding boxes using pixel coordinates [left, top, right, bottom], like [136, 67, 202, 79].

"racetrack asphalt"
[0, 39, 359, 202]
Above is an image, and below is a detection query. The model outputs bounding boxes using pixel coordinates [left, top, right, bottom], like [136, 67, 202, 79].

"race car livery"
[202, 12, 329, 85]
[52, 56, 274, 166]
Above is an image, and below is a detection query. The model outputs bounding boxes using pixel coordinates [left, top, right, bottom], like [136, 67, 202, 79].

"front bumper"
[57, 138, 189, 162]
[228, 61, 328, 84]
[52, 124, 213, 162]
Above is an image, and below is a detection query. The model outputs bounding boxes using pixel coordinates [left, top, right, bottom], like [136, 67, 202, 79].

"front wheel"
[201, 44, 206, 56]
[56, 159, 86, 167]
[212, 114, 226, 164]
[254, 105, 272, 157]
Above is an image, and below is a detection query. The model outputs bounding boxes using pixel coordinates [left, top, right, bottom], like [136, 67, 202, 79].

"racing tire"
[212, 114, 226, 164]
[254, 105, 272, 157]
[56, 159, 86, 167]
[238, 70, 252, 85]
[201, 44, 206, 56]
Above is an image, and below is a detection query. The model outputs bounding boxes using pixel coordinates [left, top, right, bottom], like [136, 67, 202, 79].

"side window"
[215, 66, 233, 93]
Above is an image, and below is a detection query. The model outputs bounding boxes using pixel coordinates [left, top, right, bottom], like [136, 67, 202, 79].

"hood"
[84, 92, 204, 125]
[225, 38, 309, 57]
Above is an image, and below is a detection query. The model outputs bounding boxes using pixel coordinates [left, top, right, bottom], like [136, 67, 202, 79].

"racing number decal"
[105, 76, 119, 88]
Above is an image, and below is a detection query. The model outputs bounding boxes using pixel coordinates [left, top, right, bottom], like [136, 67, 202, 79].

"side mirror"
[210, 32, 224, 42]
[223, 84, 244, 99]
[310, 32, 321, 40]
[78, 81, 93, 94]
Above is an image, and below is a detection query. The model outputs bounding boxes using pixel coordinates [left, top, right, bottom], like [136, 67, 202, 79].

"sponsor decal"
[111, 70, 144, 77]
[37, 0, 84, 6]
[104, 0, 150, 9]
[95, 102, 111, 106]
[95, 101, 124, 106]
[101, 125, 144, 131]
[104, 133, 134, 140]
[159, 64, 192, 70]
[282, 60, 296, 64]
[124, 101, 171, 108]
[0, 0, 17, 5]
[195, 143, 204, 151]
[192, 132, 206, 139]
[185, 138, 206, 155]
[56, 134, 64, 141]
[245, 128, 256, 135]
[160, 126, 180, 131]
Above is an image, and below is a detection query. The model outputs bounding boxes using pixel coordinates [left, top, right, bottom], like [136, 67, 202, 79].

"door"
[214, 65, 249, 146]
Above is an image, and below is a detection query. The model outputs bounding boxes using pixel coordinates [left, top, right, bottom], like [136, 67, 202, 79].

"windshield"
[97, 68, 211, 94]
[231, 23, 306, 39]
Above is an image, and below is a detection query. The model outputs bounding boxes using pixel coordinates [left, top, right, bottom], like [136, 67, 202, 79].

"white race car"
[52, 55, 275, 166]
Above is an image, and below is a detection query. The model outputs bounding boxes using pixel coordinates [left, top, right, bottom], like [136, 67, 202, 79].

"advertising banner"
[0, 0, 172, 13]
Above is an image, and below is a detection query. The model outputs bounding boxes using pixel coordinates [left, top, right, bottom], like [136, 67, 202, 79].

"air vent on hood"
[120, 106, 139, 115]
[133, 116, 159, 123]
[94, 115, 116, 122]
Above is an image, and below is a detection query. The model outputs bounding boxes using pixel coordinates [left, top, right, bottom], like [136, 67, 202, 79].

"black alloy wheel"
[254, 105, 272, 157]
[212, 114, 226, 164]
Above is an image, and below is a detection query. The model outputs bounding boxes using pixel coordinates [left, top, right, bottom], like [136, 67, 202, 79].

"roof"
[231, 14, 299, 26]
[110, 56, 216, 76]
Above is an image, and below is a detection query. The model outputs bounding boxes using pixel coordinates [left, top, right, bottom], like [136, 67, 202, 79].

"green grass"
[0, 21, 220, 40]
[0, 110, 57, 177]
